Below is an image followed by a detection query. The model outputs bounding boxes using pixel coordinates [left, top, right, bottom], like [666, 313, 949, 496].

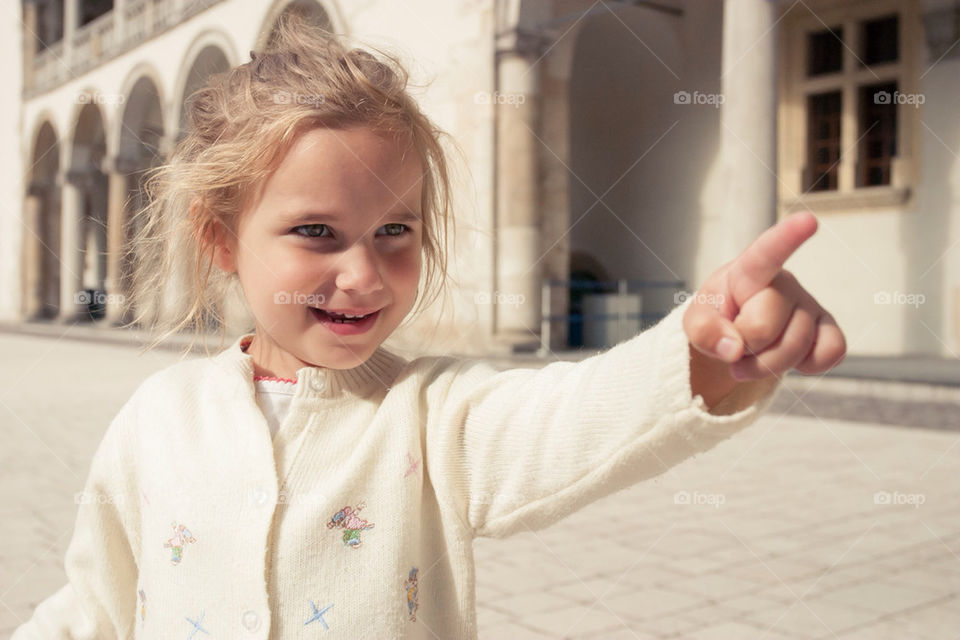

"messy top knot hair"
[124, 11, 455, 357]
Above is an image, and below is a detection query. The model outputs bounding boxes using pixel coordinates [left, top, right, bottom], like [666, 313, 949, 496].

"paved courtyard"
[1, 329, 958, 639]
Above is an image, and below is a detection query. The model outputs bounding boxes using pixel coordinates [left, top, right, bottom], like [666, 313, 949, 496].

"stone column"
[22, 0, 36, 92]
[57, 168, 88, 322]
[63, 0, 78, 72]
[103, 155, 132, 326]
[719, 0, 777, 254]
[493, 32, 543, 350]
[21, 184, 43, 319]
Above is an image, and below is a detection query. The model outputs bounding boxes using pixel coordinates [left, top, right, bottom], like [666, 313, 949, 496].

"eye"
[379, 223, 411, 237]
[292, 224, 331, 238]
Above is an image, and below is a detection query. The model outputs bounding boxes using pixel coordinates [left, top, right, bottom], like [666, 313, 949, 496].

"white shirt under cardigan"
[12, 297, 783, 640]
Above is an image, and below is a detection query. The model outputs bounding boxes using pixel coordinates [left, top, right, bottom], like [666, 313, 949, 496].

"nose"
[334, 242, 385, 295]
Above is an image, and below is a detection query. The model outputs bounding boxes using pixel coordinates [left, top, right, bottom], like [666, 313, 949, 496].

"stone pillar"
[21, 185, 43, 319]
[22, 0, 36, 92]
[493, 33, 543, 350]
[63, 0, 78, 72]
[719, 0, 777, 255]
[57, 168, 88, 322]
[103, 155, 132, 326]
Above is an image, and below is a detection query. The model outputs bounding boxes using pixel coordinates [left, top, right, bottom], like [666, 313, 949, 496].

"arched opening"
[69, 103, 109, 321]
[567, 251, 610, 348]
[24, 121, 61, 320]
[116, 75, 165, 327]
[177, 45, 231, 142]
[262, 0, 334, 48]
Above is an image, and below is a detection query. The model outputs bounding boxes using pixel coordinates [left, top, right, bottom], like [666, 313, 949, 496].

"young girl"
[13, 14, 844, 640]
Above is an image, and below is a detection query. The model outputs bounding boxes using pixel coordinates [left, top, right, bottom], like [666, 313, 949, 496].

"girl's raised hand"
[683, 211, 847, 382]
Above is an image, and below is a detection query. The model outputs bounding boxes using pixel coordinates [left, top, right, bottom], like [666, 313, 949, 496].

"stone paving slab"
[1, 331, 959, 639]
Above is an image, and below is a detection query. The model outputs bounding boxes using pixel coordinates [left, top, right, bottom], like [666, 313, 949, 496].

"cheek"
[389, 247, 422, 289]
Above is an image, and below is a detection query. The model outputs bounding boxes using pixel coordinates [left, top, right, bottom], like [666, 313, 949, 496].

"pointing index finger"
[729, 211, 818, 305]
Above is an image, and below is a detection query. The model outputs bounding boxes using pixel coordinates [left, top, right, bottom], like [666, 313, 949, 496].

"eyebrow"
[281, 210, 422, 223]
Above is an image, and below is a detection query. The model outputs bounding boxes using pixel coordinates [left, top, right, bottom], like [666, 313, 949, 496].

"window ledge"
[782, 186, 912, 213]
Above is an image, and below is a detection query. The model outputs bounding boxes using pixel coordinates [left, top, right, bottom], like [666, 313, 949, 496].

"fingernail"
[716, 337, 740, 362]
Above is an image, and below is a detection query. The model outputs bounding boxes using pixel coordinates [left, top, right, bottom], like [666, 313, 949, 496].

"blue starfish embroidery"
[185, 610, 210, 638]
[304, 600, 334, 629]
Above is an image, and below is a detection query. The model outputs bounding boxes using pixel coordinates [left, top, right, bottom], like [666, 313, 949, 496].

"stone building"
[2, 0, 958, 357]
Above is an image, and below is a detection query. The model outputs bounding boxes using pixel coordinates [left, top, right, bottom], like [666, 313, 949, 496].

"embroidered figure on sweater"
[326, 502, 375, 548]
[164, 522, 197, 565]
[138, 589, 146, 623]
[404, 566, 419, 621]
[304, 600, 334, 629]
[184, 609, 209, 638]
[404, 452, 420, 479]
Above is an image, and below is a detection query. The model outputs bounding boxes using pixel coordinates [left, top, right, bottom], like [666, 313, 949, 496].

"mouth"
[309, 306, 382, 334]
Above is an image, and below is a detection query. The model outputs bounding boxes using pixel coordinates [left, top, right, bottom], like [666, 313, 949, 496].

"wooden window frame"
[778, 0, 920, 213]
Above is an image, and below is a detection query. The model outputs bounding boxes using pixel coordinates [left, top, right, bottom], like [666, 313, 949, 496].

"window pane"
[858, 82, 898, 187]
[861, 15, 898, 65]
[80, 0, 113, 27]
[806, 92, 842, 191]
[807, 26, 844, 76]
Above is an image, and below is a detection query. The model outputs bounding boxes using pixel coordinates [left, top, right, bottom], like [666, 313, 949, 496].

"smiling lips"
[310, 306, 382, 332]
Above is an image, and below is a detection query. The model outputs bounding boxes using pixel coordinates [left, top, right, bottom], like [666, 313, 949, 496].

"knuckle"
[683, 311, 715, 345]
[735, 314, 780, 347]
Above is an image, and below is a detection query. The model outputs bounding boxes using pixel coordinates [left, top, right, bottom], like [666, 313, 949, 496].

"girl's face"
[212, 125, 424, 379]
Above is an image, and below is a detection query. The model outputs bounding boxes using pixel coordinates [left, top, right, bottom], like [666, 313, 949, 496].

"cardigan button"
[241, 609, 260, 631]
[309, 376, 326, 392]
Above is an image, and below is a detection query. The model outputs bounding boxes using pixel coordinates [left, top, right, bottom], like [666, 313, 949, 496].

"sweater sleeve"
[429, 296, 783, 539]
[11, 398, 141, 640]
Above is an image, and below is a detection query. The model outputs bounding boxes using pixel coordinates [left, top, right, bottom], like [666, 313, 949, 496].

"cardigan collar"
[214, 332, 404, 400]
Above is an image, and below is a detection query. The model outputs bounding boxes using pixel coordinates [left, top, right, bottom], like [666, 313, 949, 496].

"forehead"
[257, 125, 423, 214]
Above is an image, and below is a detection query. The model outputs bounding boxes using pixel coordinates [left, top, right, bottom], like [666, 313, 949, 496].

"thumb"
[684, 304, 745, 363]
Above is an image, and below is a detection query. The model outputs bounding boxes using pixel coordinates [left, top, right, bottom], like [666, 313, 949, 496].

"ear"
[191, 197, 237, 274]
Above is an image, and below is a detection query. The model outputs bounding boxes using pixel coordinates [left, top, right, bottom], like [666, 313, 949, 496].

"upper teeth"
[314, 308, 367, 318]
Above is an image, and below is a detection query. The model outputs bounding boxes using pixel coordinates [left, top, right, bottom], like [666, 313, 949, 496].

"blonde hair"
[123, 12, 458, 357]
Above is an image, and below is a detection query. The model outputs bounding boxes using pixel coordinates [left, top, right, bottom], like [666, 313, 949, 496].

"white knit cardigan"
[12, 297, 782, 639]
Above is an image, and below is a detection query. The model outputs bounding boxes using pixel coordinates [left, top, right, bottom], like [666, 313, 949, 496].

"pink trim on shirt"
[254, 375, 298, 384]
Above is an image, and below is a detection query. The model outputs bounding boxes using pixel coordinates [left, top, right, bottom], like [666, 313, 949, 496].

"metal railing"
[539, 278, 686, 355]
